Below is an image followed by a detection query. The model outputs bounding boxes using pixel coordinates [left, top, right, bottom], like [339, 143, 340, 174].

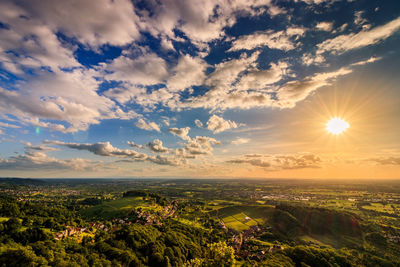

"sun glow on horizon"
[326, 118, 350, 135]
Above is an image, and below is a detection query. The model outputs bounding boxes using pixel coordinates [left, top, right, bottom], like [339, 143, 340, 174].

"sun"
[326, 118, 350, 135]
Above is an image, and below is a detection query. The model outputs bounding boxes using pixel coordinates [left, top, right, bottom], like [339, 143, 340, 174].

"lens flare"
[326, 118, 349, 135]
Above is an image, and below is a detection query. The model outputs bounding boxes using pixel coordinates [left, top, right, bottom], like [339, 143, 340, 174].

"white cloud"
[136, 118, 161, 132]
[104, 86, 144, 105]
[0, 122, 21, 129]
[105, 50, 168, 86]
[0, 2, 79, 74]
[0, 67, 138, 133]
[205, 52, 260, 92]
[206, 115, 238, 133]
[301, 53, 325, 66]
[147, 139, 170, 153]
[227, 154, 321, 170]
[354, 11, 368, 26]
[316, 22, 333, 31]
[194, 119, 203, 128]
[168, 127, 191, 141]
[167, 55, 207, 92]
[24, 142, 59, 152]
[43, 139, 199, 167]
[185, 136, 221, 155]
[12, 0, 140, 47]
[148, 155, 187, 166]
[44, 140, 148, 160]
[228, 27, 305, 52]
[235, 61, 288, 90]
[317, 16, 400, 55]
[350, 56, 382, 66]
[137, 0, 282, 46]
[276, 67, 352, 108]
[0, 151, 98, 171]
[127, 141, 143, 149]
[231, 138, 250, 145]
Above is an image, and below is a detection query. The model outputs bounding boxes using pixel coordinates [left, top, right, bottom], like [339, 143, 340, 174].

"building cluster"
[229, 224, 283, 260]
[54, 226, 90, 240]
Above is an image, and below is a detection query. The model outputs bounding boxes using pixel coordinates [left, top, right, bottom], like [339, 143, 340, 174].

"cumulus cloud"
[0, 68, 138, 133]
[301, 53, 325, 66]
[168, 127, 191, 141]
[205, 52, 260, 92]
[0, 151, 97, 171]
[147, 139, 170, 153]
[0, 1, 80, 74]
[235, 61, 288, 90]
[127, 141, 143, 149]
[206, 115, 238, 133]
[105, 50, 168, 86]
[11, 0, 140, 47]
[148, 155, 186, 166]
[136, 118, 161, 132]
[228, 27, 305, 52]
[44, 140, 147, 160]
[167, 55, 207, 92]
[316, 22, 333, 31]
[174, 148, 196, 159]
[43, 139, 199, 167]
[227, 154, 321, 170]
[137, 0, 282, 45]
[180, 57, 379, 111]
[228, 158, 272, 167]
[185, 136, 221, 155]
[0, 0, 398, 178]
[354, 11, 368, 26]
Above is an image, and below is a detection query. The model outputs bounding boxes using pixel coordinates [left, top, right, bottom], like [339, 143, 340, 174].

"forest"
[0, 178, 400, 266]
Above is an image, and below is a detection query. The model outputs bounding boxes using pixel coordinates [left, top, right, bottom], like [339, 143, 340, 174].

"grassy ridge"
[80, 197, 156, 220]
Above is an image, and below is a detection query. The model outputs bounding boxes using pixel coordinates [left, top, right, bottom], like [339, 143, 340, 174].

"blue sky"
[0, 0, 399, 178]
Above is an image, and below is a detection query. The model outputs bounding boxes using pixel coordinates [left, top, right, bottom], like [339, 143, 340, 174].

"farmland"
[1, 178, 400, 266]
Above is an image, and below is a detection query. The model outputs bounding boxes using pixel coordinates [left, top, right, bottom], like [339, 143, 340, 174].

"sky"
[0, 0, 399, 179]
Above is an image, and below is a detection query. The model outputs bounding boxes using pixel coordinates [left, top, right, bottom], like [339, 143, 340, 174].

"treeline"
[0, 195, 233, 266]
[274, 204, 362, 238]
[123, 190, 168, 206]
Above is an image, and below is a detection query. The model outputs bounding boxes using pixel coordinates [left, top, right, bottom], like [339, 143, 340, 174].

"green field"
[362, 203, 397, 214]
[211, 205, 275, 231]
[80, 197, 158, 220]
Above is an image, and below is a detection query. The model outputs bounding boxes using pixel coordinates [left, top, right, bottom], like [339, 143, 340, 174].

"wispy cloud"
[136, 118, 161, 132]
[317, 17, 400, 55]
[228, 154, 322, 170]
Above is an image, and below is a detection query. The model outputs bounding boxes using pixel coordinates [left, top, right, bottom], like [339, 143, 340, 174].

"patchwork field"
[362, 203, 398, 214]
[211, 205, 275, 231]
